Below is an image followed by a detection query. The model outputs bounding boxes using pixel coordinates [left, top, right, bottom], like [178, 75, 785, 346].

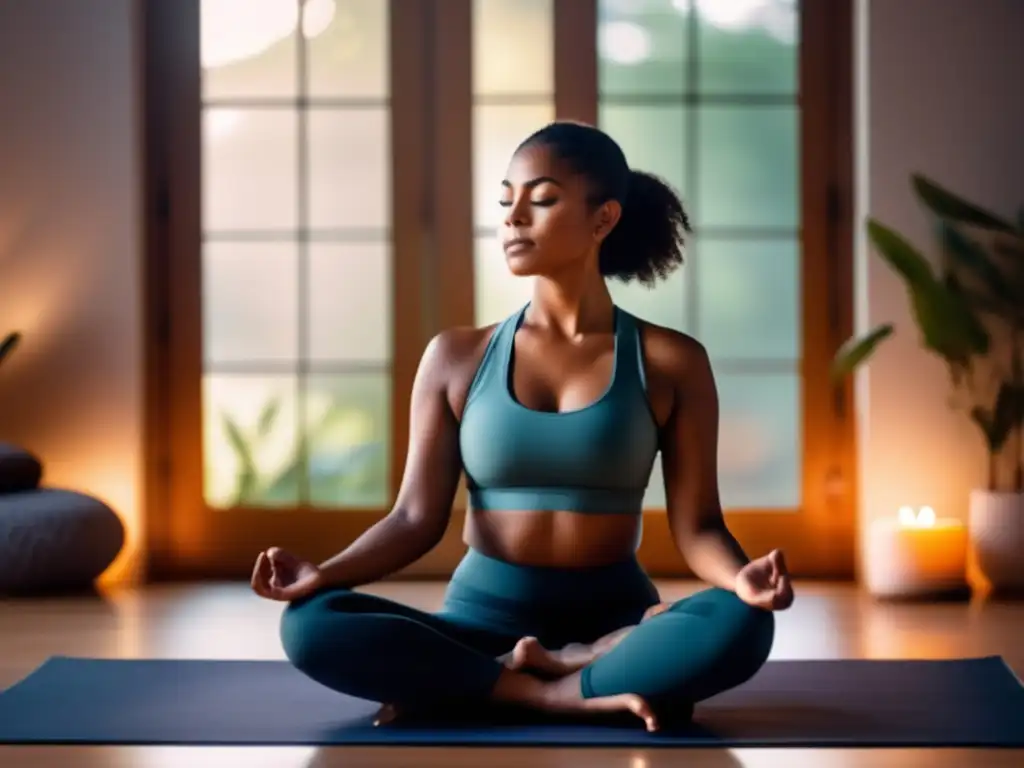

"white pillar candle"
[865, 506, 968, 598]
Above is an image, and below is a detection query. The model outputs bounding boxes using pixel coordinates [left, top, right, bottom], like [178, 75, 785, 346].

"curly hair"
[516, 121, 692, 287]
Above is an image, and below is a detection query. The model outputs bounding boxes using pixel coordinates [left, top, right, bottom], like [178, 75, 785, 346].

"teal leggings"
[280, 549, 774, 716]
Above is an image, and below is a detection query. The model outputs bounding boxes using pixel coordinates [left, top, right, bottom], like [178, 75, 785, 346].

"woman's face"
[498, 143, 620, 279]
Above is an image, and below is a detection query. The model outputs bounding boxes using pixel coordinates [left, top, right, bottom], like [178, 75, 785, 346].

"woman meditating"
[251, 121, 794, 733]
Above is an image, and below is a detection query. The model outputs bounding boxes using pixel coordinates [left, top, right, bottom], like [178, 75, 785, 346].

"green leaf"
[831, 324, 894, 380]
[221, 413, 258, 504]
[867, 218, 989, 363]
[994, 235, 1024, 262]
[912, 174, 1017, 233]
[907, 262, 990, 363]
[991, 237, 1024, 317]
[970, 407, 998, 451]
[0, 331, 21, 367]
[959, 281, 1024, 324]
[310, 403, 352, 437]
[866, 219, 935, 287]
[978, 383, 1024, 453]
[941, 223, 1022, 307]
[256, 399, 280, 438]
[1017, 207, 1024, 234]
[260, 465, 300, 504]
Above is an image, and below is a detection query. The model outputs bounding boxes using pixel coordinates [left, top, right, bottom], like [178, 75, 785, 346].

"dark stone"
[0, 488, 125, 595]
[0, 443, 43, 493]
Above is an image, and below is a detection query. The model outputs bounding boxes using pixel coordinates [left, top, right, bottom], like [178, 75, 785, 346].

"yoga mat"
[1, 655, 1023, 748]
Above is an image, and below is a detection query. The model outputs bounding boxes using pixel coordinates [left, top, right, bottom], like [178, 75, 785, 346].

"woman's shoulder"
[418, 323, 504, 416]
[632, 315, 712, 382]
[426, 304, 525, 369]
[427, 323, 499, 365]
[417, 322, 502, 390]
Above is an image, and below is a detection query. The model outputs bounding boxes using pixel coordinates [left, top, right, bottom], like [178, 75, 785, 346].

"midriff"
[464, 508, 642, 568]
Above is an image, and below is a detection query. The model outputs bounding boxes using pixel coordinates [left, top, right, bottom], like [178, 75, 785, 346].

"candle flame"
[898, 505, 937, 528]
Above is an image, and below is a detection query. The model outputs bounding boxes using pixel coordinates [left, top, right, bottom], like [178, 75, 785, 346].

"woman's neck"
[528, 266, 614, 340]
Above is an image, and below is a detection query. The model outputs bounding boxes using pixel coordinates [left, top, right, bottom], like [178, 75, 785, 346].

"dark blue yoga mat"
[1, 655, 1022, 747]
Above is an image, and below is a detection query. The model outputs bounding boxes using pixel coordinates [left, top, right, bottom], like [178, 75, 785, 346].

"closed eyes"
[498, 198, 557, 207]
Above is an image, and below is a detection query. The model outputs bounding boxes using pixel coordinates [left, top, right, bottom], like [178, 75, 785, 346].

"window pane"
[203, 242, 298, 364]
[201, 0, 297, 98]
[473, 103, 555, 230]
[697, 105, 798, 228]
[473, 0, 553, 96]
[306, 0, 389, 98]
[609, 267, 688, 335]
[306, 373, 390, 507]
[598, 104, 688, 202]
[716, 371, 800, 509]
[204, 374, 299, 507]
[598, 0, 688, 96]
[203, 108, 297, 231]
[307, 242, 391, 363]
[697, 0, 797, 94]
[307, 108, 390, 231]
[475, 237, 532, 327]
[697, 239, 799, 360]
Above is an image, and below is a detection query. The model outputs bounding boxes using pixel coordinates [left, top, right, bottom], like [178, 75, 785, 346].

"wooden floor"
[1, 579, 1022, 767]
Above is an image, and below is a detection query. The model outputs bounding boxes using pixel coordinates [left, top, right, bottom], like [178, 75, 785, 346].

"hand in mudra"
[735, 549, 794, 611]
[251, 547, 323, 602]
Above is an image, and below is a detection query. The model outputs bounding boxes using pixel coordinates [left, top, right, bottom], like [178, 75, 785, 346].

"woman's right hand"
[251, 547, 323, 602]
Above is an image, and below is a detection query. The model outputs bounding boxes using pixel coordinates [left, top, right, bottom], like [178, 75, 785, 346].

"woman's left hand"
[735, 549, 794, 611]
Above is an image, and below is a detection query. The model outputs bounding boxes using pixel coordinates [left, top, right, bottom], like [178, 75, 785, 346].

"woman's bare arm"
[315, 331, 466, 588]
[658, 333, 749, 592]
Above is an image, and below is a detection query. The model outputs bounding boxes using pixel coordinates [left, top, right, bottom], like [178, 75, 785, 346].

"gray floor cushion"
[0, 488, 124, 594]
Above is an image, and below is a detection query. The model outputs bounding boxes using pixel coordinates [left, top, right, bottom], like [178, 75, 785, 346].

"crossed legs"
[280, 585, 774, 730]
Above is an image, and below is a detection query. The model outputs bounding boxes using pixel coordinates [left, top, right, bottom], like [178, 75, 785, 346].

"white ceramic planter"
[969, 489, 1024, 593]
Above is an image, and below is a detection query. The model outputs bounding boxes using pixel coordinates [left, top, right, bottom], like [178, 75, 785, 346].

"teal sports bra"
[459, 303, 659, 515]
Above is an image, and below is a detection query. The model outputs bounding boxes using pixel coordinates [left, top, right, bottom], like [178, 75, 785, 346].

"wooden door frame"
[141, 0, 855, 582]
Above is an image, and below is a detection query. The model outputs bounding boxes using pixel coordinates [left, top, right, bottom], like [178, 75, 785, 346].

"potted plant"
[833, 175, 1024, 593]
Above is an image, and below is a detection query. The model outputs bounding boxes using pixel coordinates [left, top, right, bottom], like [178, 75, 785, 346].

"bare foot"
[504, 636, 581, 677]
[532, 671, 658, 732]
[373, 670, 658, 732]
[373, 703, 399, 726]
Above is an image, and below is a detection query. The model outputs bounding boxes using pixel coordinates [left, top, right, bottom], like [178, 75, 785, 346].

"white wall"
[0, 0, 144, 585]
[856, 0, 1024, 570]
